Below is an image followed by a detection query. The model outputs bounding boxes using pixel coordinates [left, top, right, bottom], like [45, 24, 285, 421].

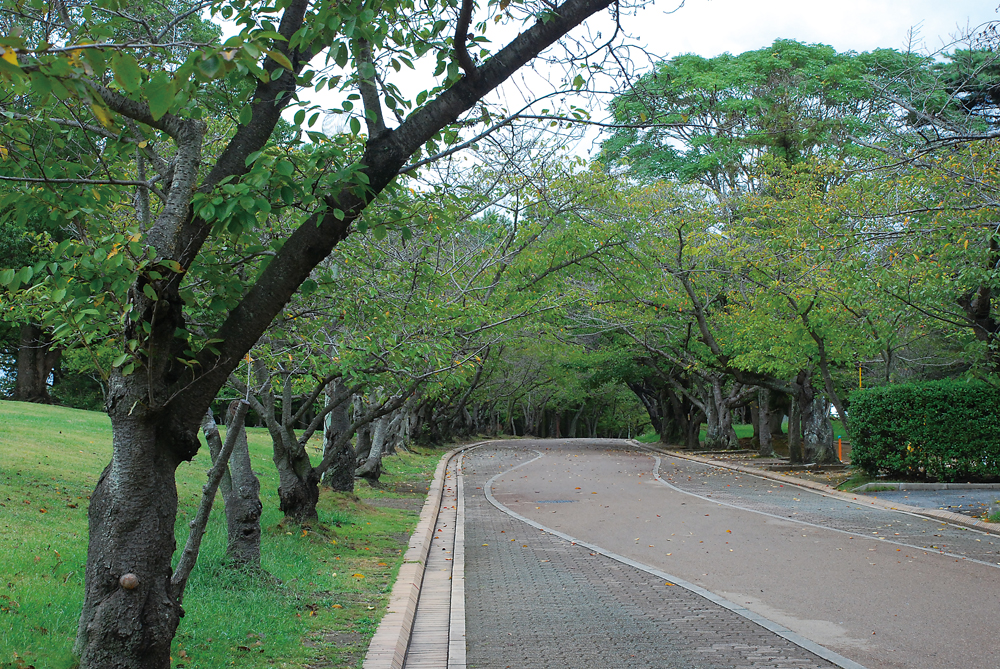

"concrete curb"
[364, 442, 490, 669]
[631, 442, 1000, 535]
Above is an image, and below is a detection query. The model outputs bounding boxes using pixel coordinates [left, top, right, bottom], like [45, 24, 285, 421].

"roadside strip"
[634, 442, 1000, 535]
[364, 442, 487, 669]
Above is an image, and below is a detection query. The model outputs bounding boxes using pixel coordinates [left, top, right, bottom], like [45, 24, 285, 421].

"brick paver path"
[462, 445, 840, 669]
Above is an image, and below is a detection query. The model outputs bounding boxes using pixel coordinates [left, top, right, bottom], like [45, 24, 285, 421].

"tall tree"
[0, 0, 631, 664]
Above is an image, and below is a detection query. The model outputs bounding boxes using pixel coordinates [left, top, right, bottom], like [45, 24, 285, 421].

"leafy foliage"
[850, 380, 1000, 482]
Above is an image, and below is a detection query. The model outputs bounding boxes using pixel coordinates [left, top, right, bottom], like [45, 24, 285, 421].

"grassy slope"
[0, 400, 444, 669]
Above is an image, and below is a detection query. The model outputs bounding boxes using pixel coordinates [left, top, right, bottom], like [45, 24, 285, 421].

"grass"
[638, 419, 848, 451]
[0, 400, 445, 669]
[989, 510, 1000, 524]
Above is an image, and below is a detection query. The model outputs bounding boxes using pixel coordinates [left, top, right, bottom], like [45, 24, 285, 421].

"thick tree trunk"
[801, 395, 837, 464]
[14, 323, 61, 403]
[75, 379, 187, 668]
[274, 445, 320, 523]
[702, 379, 739, 450]
[201, 403, 263, 568]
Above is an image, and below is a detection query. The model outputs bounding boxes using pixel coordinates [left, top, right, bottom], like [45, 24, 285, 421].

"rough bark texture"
[200, 404, 263, 567]
[75, 378, 187, 668]
[321, 384, 354, 492]
[801, 395, 837, 464]
[14, 323, 61, 403]
[788, 398, 803, 464]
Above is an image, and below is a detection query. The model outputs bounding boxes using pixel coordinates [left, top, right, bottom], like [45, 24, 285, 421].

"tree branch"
[171, 400, 249, 599]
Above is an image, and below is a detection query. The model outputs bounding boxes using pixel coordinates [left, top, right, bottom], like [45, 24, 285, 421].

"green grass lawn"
[638, 420, 848, 448]
[0, 400, 445, 669]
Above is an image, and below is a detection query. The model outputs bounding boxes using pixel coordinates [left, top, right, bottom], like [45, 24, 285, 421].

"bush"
[850, 380, 1000, 482]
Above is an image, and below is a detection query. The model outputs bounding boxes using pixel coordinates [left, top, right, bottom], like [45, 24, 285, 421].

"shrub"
[850, 380, 1000, 482]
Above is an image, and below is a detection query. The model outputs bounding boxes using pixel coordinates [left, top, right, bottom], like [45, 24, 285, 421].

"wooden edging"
[363, 442, 488, 669]
[631, 442, 1000, 536]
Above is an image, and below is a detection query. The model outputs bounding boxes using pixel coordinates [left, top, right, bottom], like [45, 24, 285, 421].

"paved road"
[463, 445, 846, 669]
[469, 439, 1000, 669]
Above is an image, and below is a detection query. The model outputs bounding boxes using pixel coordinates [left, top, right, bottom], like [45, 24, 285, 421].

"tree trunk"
[75, 380, 187, 668]
[321, 383, 354, 492]
[356, 413, 391, 482]
[801, 395, 837, 464]
[568, 402, 586, 438]
[201, 403, 263, 568]
[702, 378, 739, 450]
[14, 323, 61, 403]
[757, 387, 774, 457]
[788, 396, 803, 464]
[274, 436, 320, 524]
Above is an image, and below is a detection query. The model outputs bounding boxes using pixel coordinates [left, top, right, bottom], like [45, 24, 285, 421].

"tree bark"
[757, 387, 774, 457]
[14, 323, 61, 403]
[74, 379, 187, 668]
[200, 404, 264, 568]
[801, 395, 837, 464]
[788, 397, 803, 464]
[321, 383, 354, 492]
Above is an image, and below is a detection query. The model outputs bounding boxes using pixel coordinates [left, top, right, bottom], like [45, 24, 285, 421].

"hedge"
[850, 380, 1000, 482]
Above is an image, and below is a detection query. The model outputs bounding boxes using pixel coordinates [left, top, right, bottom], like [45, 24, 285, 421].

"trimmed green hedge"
[850, 380, 1000, 482]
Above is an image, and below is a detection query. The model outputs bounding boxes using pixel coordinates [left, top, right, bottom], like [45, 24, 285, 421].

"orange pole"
[838, 437, 843, 462]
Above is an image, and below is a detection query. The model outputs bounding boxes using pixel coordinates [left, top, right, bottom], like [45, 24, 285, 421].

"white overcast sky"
[251, 1, 999, 150]
[621, 0, 996, 58]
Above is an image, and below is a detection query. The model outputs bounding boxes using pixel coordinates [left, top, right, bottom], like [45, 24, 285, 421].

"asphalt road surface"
[475, 439, 1000, 669]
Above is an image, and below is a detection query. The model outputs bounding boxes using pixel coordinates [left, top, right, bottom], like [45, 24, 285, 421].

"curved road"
[464, 439, 1000, 669]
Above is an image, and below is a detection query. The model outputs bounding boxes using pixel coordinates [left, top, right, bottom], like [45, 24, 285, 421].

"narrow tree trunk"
[201, 403, 263, 568]
[356, 414, 389, 482]
[568, 403, 585, 438]
[788, 398, 803, 464]
[757, 387, 774, 457]
[321, 383, 354, 492]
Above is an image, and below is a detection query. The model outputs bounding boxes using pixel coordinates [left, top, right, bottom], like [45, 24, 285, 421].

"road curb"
[364, 441, 490, 669]
[631, 442, 1000, 535]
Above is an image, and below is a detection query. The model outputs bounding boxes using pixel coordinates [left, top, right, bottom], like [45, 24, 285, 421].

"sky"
[620, 0, 997, 59]
[252, 0, 1000, 152]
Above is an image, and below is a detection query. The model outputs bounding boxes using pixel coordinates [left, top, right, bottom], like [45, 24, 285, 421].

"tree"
[0, 0, 631, 664]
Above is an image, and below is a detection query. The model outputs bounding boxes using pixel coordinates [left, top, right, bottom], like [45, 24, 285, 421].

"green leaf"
[276, 160, 294, 176]
[0, 268, 14, 285]
[142, 284, 158, 301]
[267, 49, 293, 71]
[145, 72, 175, 121]
[112, 52, 143, 92]
[350, 116, 361, 135]
[112, 353, 128, 368]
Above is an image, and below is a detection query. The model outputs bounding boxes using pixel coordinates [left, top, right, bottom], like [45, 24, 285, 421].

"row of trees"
[2, 0, 998, 664]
